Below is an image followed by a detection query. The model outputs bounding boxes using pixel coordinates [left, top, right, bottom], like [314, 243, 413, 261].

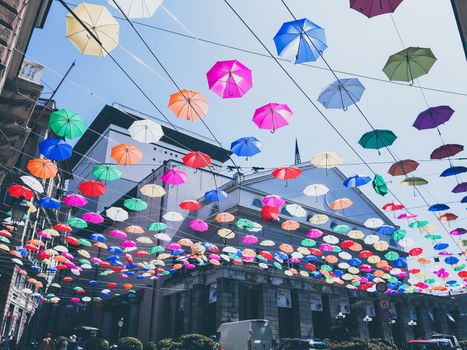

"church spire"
[294, 138, 301, 165]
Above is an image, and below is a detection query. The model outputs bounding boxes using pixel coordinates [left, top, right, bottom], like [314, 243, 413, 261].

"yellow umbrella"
[311, 152, 343, 168]
[217, 228, 235, 239]
[309, 214, 329, 225]
[260, 240, 275, 246]
[66, 3, 119, 57]
[347, 230, 364, 239]
[140, 184, 166, 197]
[373, 241, 389, 251]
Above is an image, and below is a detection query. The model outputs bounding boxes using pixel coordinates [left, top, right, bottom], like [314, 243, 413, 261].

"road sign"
[379, 298, 391, 310]
[381, 310, 393, 323]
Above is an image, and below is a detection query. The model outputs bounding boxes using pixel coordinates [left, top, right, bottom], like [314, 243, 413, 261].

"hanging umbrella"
[383, 47, 437, 84]
[274, 18, 327, 63]
[388, 159, 419, 176]
[230, 137, 262, 159]
[428, 203, 450, 212]
[123, 198, 147, 211]
[358, 129, 397, 153]
[285, 204, 307, 217]
[108, 0, 163, 19]
[350, 0, 404, 18]
[67, 217, 88, 229]
[79, 180, 106, 197]
[215, 212, 235, 223]
[49, 109, 86, 139]
[206, 60, 253, 99]
[440, 166, 467, 177]
[377, 225, 395, 235]
[111, 144, 143, 165]
[63, 194, 88, 207]
[281, 220, 300, 231]
[92, 164, 122, 181]
[179, 200, 202, 211]
[450, 228, 465, 236]
[303, 184, 329, 197]
[39, 138, 72, 161]
[82, 212, 104, 224]
[452, 182, 467, 193]
[401, 177, 428, 186]
[189, 219, 209, 232]
[66, 3, 119, 57]
[161, 169, 187, 185]
[109, 229, 127, 239]
[372, 173, 388, 196]
[128, 119, 163, 144]
[272, 166, 301, 181]
[7, 185, 33, 200]
[438, 213, 458, 222]
[204, 189, 227, 202]
[261, 206, 279, 221]
[343, 175, 371, 187]
[364, 218, 384, 229]
[309, 214, 329, 225]
[318, 78, 365, 110]
[430, 144, 463, 159]
[168, 90, 208, 121]
[182, 152, 212, 169]
[147, 222, 167, 231]
[382, 202, 404, 211]
[242, 235, 259, 245]
[262, 195, 285, 207]
[20, 175, 44, 193]
[140, 184, 165, 197]
[38, 197, 61, 209]
[330, 198, 353, 211]
[27, 158, 57, 179]
[413, 105, 454, 131]
[311, 152, 343, 169]
[105, 207, 128, 221]
[252, 103, 293, 133]
[162, 211, 183, 222]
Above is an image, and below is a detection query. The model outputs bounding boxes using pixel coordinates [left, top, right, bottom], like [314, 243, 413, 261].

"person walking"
[39, 333, 54, 350]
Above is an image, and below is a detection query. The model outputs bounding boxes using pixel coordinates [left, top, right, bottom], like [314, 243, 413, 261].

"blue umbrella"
[38, 197, 61, 209]
[108, 246, 123, 254]
[461, 196, 467, 204]
[428, 203, 450, 212]
[230, 137, 262, 159]
[274, 18, 327, 64]
[440, 166, 467, 177]
[343, 174, 371, 187]
[433, 243, 449, 250]
[205, 189, 227, 202]
[318, 78, 365, 110]
[274, 251, 289, 261]
[377, 225, 396, 235]
[39, 138, 72, 161]
[394, 257, 407, 268]
[90, 233, 107, 242]
[348, 258, 362, 266]
[444, 256, 459, 265]
[88, 280, 98, 285]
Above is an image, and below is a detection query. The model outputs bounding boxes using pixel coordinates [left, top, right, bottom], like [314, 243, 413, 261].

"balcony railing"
[19, 59, 43, 83]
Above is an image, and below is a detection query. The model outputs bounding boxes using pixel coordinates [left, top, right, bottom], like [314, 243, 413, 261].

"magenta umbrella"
[121, 240, 137, 248]
[319, 243, 334, 252]
[206, 60, 252, 99]
[63, 194, 88, 207]
[262, 195, 285, 207]
[161, 169, 188, 185]
[109, 229, 128, 239]
[397, 213, 418, 219]
[189, 219, 209, 232]
[167, 243, 181, 250]
[36, 231, 52, 239]
[252, 103, 293, 132]
[241, 235, 259, 245]
[350, 0, 404, 18]
[82, 212, 104, 224]
[307, 228, 323, 238]
[434, 268, 449, 279]
[450, 228, 465, 236]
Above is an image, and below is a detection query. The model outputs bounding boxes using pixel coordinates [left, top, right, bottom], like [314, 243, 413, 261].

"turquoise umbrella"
[358, 129, 397, 154]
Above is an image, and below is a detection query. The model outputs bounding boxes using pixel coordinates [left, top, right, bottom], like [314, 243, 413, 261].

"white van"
[218, 319, 274, 350]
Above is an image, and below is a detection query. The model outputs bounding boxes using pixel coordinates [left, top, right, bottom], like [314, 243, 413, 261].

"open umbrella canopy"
[253, 103, 293, 132]
[161, 169, 187, 185]
[230, 137, 262, 159]
[350, 0, 404, 18]
[92, 164, 122, 181]
[262, 195, 285, 207]
[168, 90, 208, 121]
[318, 78, 365, 110]
[7, 185, 33, 200]
[401, 177, 428, 186]
[428, 203, 450, 212]
[330, 198, 353, 210]
[105, 207, 128, 222]
[452, 182, 467, 193]
[39, 138, 72, 161]
[272, 166, 301, 181]
[303, 184, 329, 197]
[123, 198, 147, 211]
[20, 176, 44, 193]
[27, 158, 57, 179]
[38, 197, 61, 209]
[274, 18, 327, 63]
[383, 47, 437, 83]
[79, 180, 106, 197]
[388, 159, 419, 176]
[108, 0, 163, 19]
[372, 174, 388, 196]
[63, 194, 88, 207]
[111, 144, 143, 165]
[311, 152, 343, 168]
[182, 152, 212, 169]
[430, 144, 463, 159]
[440, 166, 467, 177]
[206, 60, 253, 99]
[128, 119, 163, 144]
[49, 109, 86, 139]
[343, 175, 371, 187]
[413, 105, 454, 131]
[140, 184, 165, 197]
[438, 213, 458, 222]
[358, 129, 397, 151]
[66, 3, 119, 56]
[179, 200, 202, 211]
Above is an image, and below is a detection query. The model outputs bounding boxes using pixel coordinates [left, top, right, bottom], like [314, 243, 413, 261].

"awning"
[446, 312, 456, 323]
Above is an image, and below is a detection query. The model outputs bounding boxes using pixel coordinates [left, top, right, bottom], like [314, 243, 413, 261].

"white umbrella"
[303, 184, 329, 197]
[129, 119, 164, 144]
[364, 218, 384, 229]
[11, 258, 23, 265]
[363, 234, 379, 245]
[248, 222, 263, 232]
[106, 207, 129, 222]
[21, 288, 33, 295]
[338, 262, 350, 269]
[53, 245, 69, 253]
[311, 152, 343, 168]
[137, 236, 153, 244]
[162, 211, 184, 222]
[285, 204, 306, 218]
[323, 235, 339, 244]
[108, 0, 163, 19]
[154, 233, 171, 242]
[338, 252, 352, 260]
[140, 184, 166, 197]
[398, 238, 414, 248]
[20, 175, 44, 193]
[309, 214, 329, 225]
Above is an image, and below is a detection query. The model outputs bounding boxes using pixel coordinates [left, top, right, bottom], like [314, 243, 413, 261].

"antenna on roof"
[294, 138, 301, 165]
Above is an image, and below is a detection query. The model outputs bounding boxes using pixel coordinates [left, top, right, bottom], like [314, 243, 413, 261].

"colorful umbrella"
[27, 158, 57, 179]
[452, 182, 467, 193]
[303, 184, 329, 197]
[128, 119, 163, 144]
[272, 166, 301, 182]
[163, 211, 184, 222]
[253, 103, 293, 132]
[350, 0, 404, 18]
[358, 129, 397, 153]
[203, 189, 227, 202]
[440, 166, 467, 177]
[147, 222, 167, 231]
[92, 164, 122, 181]
[318, 78, 365, 110]
[382, 202, 405, 211]
[168, 90, 208, 121]
[261, 206, 279, 221]
[82, 212, 104, 224]
[7, 185, 33, 200]
[343, 175, 371, 187]
[161, 169, 187, 185]
[401, 177, 428, 186]
[79, 180, 106, 197]
[206, 60, 253, 99]
[230, 137, 262, 159]
[105, 207, 128, 222]
[330, 198, 353, 211]
[38, 197, 61, 209]
[111, 144, 143, 165]
[383, 47, 437, 84]
[428, 203, 450, 212]
[182, 152, 212, 169]
[262, 195, 285, 207]
[215, 212, 235, 223]
[309, 214, 329, 225]
[179, 200, 202, 211]
[438, 213, 458, 222]
[413, 106, 454, 131]
[430, 144, 463, 159]
[39, 138, 72, 161]
[66, 3, 119, 56]
[68, 217, 88, 229]
[189, 219, 209, 232]
[274, 18, 327, 63]
[20, 176, 44, 193]
[364, 218, 383, 228]
[311, 152, 343, 169]
[140, 184, 165, 197]
[49, 109, 86, 139]
[372, 174, 388, 196]
[108, 0, 163, 19]
[388, 159, 419, 176]
[63, 194, 88, 207]
[123, 198, 147, 211]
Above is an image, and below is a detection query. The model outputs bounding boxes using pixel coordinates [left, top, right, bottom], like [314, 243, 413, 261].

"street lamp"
[118, 317, 124, 339]
[408, 320, 417, 327]
[336, 312, 346, 320]
[362, 315, 373, 348]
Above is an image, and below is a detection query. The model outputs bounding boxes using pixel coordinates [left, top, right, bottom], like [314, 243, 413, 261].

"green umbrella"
[77, 238, 92, 247]
[424, 278, 436, 285]
[123, 198, 148, 211]
[409, 220, 428, 228]
[301, 239, 316, 247]
[384, 251, 399, 261]
[391, 229, 406, 241]
[321, 264, 332, 272]
[79, 258, 90, 265]
[358, 129, 397, 154]
[383, 47, 437, 84]
[372, 173, 388, 196]
[424, 234, 442, 240]
[0, 236, 10, 243]
[273, 261, 282, 270]
[67, 217, 88, 229]
[401, 177, 428, 186]
[147, 222, 167, 231]
[49, 109, 86, 139]
[236, 218, 254, 230]
[333, 224, 350, 233]
[92, 164, 122, 181]
[149, 246, 165, 254]
[332, 246, 342, 253]
[453, 264, 465, 272]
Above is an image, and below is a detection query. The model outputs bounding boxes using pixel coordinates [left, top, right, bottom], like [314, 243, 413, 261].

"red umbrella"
[79, 180, 106, 197]
[382, 202, 405, 211]
[309, 248, 323, 257]
[54, 223, 72, 233]
[260, 205, 279, 221]
[359, 250, 373, 258]
[388, 159, 419, 176]
[431, 144, 463, 159]
[7, 185, 33, 200]
[179, 200, 203, 211]
[272, 166, 301, 182]
[0, 230, 12, 238]
[66, 236, 80, 246]
[409, 247, 423, 256]
[259, 251, 273, 260]
[182, 151, 212, 169]
[341, 240, 355, 249]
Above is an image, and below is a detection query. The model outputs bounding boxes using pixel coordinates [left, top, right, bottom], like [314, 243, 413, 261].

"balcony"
[18, 59, 43, 83]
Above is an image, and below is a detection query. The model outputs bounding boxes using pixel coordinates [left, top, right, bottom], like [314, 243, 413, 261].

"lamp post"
[336, 312, 347, 340]
[117, 317, 124, 339]
[389, 319, 396, 344]
[408, 320, 417, 338]
[363, 315, 373, 349]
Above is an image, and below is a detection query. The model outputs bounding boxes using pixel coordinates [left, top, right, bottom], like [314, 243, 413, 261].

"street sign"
[376, 282, 387, 293]
[379, 299, 391, 310]
[381, 310, 393, 323]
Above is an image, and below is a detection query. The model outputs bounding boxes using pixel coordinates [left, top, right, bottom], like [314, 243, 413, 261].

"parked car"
[278, 339, 330, 350]
[218, 319, 273, 350]
[408, 339, 456, 350]
[431, 334, 462, 350]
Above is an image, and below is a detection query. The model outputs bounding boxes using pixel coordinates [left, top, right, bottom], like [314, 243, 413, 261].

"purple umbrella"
[450, 228, 466, 236]
[452, 182, 467, 193]
[413, 106, 454, 132]
[206, 60, 253, 99]
[350, 0, 404, 18]
[430, 144, 464, 159]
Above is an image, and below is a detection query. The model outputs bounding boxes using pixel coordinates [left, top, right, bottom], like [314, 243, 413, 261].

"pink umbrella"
[189, 219, 209, 232]
[167, 243, 181, 250]
[396, 271, 408, 278]
[209, 253, 220, 260]
[65, 262, 76, 269]
[307, 229, 323, 238]
[61, 252, 74, 260]
[434, 268, 449, 278]
[252, 103, 293, 132]
[36, 231, 52, 239]
[161, 169, 188, 185]
[319, 243, 334, 252]
[289, 257, 300, 263]
[71, 297, 80, 303]
[121, 240, 137, 248]
[206, 60, 253, 99]
[450, 228, 465, 236]
[89, 257, 102, 263]
[397, 213, 417, 219]
[262, 195, 285, 207]
[63, 194, 88, 207]
[182, 260, 196, 269]
[109, 230, 127, 239]
[82, 212, 104, 224]
[241, 235, 259, 245]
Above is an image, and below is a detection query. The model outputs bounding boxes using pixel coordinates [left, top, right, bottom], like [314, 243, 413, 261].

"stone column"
[216, 279, 239, 325]
[416, 306, 433, 338]
[434, 308, 449, 334]
[297, 289, 314, 338]
[397, 303, 414, 342]
[262, 285, 279, 341]
[191, 285, 207, 334]
[128, 300, 140, 337]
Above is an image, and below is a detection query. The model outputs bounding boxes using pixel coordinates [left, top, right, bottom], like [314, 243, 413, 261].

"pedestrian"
[1, 335, 10, 350]
[68, 335, 77, 350]
[39, 333, 54, 350]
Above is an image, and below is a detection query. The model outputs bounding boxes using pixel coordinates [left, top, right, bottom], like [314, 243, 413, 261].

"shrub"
[55, 336, 69, 347]
[178, 334, 219, 350]
[155, 338, 181, 350]
[84, 337, 109, 350]
[144, 341, 158, 350]
[118, 337, 144, 350]
[328, 338, 396, 350]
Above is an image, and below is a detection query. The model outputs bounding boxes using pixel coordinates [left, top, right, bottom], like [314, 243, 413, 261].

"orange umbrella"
[376, 260, 389, 268]
[325, 255, 338, 264]
[168, 90, 208, 121]
[124, 225, 145, 234]
[27, 158, 57, 179]
[94, 242, 108, 249]
[348, 243, 363, 251]
[214, 212, 235, 223]
[111, 144, 143, 165]
[279, 243, 294, 254]
[330, 198, 353, 210]
[281, 220, 300, 231]
[438, 213, 458, 222]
